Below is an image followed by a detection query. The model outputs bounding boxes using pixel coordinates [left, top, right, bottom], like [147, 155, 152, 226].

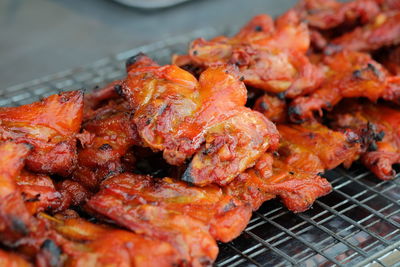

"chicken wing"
[173, 11, 323, 97]
[122, 54, 278, 186]
[16, 170, 62, 215]
[330, 100, 400, 180]
[87, 174, 219, 265]
[74, 98, 139, 191]
[294, 0, 380, 30]
[0, 142, 36, 245]
[253, 93, 288, 123]
[0, 91, 84, 176]
[289, 50, 400, 122]
[226, 122, 360, 212]
[326, 11, 400, 53]
[41, 214, 182, 267]
[0, 249, 32, 267]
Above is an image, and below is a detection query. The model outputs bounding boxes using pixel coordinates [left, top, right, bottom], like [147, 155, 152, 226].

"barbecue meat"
[295, 0, 380, 30]
[330, 100, 400, 180]
[289, 50, 400, 122]
[0, 249, 31, 267]
[16, 170, 62, 215]
[253, 94, 288, 123]
[182, 108, 279, 186]
[326, 11, 400, 53]
[0, 91, 84, 176]
[122, 54, 279, 186]
[0, 142, 37, 245]
[87, 172, 254, 264]
[74, 98, 139, 191]
[42, 214, 182, 267]
[173, 11, 323, 98]
[226, 122, 360, 212]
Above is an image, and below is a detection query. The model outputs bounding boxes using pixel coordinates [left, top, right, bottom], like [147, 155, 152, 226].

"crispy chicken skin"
[0, 91, 84, 176]
[289, 50, 400, 122]
[253, 94, 288, 123]
[122, 54, 279, 186]
[74, 99, 139, 191]
[326, 11, 400, 53]
[0, 249, 32, 267]
[41, 214, 182, 267]
[226, 122, 359, 212]
[330, 100, 400, 180]
[16, 170, 62, 215]
[182, 108, 279, 186]
[0, 143, 62, 259]
[0, 142, 36, 244]
[294, 0, 380, 30]
[87, 174, 219, 265]
[173, 11, 323, 98]
[89, 173, 252, 243]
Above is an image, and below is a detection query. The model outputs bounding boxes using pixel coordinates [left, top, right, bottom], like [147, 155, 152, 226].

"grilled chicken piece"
[87, 172, 254, 264]
[122, 54, 279, 186]
[16, 170, 62, 215]
[89, 173, 252, 243]
[56, 179, 92, 211]
[173, 11, 323, 98]
[253, 94, 288, 123]
[330, 100, 400, 180]
[289, 50, 400, 122]
[0, 142, 60, 262]
[0, 249, 32, 267]
[182, 108, 279, 186]
[381, 46, 400, 75]
[39, 214, 182, 267]
[0, 91, 84, 176]
[74, 98, 139, 192]
[326, 11, 400, 53]
[0, 142, 37, 245]
[226, 122, 360, 212]
[294, 0, 380, 30]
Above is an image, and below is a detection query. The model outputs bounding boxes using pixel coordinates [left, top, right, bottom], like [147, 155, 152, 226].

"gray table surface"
[0, 0, 297, 90]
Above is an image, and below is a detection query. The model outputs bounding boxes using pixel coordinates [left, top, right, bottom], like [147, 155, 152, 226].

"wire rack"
[1, 27, 399, 267]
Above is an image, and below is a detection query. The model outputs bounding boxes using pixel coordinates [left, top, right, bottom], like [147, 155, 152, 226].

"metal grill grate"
[1, 27, 399, 267]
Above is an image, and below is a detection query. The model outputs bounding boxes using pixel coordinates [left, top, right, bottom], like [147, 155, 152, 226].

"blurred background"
[0, 0, 297, 89]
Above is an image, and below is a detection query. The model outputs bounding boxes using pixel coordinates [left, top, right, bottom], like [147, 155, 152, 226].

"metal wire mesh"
[1, 27, 399, 267]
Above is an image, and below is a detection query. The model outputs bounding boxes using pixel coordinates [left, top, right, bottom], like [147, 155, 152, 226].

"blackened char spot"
[367, 63, 381, 77]
[352, 69, 363, 79]
[254, 25, 263, 32]
[260, 101, 269, 112]
[114, 85, 124, 97]
[41, 239, 61, 267]
[324, 44, 342, 55]
[375, 131, 385, 141]
[288, 105, 305, 123]
[181, 165, 194, 184]
[99, 144, 112, 151]
[26, 194, 41, 202]
[277, 92, 286, 100]
[125, 52, 146, 70]
[10, 216, 28, 235]
[368, 141, 378, 151]
[222, 199, 237, 213]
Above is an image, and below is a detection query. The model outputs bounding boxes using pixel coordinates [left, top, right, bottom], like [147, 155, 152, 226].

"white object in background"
[112, 0, 190, 9]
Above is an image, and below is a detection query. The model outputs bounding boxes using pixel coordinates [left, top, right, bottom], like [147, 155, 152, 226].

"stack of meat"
[1, 0, 400, 266]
